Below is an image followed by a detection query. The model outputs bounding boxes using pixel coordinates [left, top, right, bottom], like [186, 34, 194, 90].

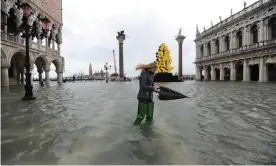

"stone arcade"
[194, 0, 276, 82]
[1, 0, 64, 87]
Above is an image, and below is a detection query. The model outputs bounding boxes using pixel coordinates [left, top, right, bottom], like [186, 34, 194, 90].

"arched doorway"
[250, 64, 259, 81]
[235, 61, 243, 81]
[207, 66, 211, 80]
[9, 52, 25, 85]
[224, 67, 230, 81]
[267, 63, 276, 81]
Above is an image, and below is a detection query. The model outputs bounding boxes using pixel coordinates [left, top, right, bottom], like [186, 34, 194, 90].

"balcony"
[196, 39, 276, 62]
[1, 31, 60, 56]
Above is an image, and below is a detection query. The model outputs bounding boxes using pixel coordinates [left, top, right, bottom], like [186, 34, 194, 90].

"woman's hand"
[154, 86, 160, 93]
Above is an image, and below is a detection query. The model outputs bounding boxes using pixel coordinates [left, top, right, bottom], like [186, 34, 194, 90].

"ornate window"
[200, 45, 204, 57]
[268, 17, 276, 39]
[251, 24, 258, 44]
[207, 42, 211, 56]
[236, 31, 243, 47]
[225, 35, 230, 51]
[215, 39, 220, 53]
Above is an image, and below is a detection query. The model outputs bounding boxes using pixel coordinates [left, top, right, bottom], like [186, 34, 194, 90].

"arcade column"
[57, 70, 63, 84]
[116, 35, 126, 81]
[175, 35, 186, 81]
[1, 66, 9, 87]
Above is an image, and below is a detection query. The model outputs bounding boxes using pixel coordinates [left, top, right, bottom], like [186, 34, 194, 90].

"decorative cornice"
[195, 0, 275, 42]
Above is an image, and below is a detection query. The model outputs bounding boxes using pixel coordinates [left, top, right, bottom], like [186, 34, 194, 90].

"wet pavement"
[1, 81, 276, 164]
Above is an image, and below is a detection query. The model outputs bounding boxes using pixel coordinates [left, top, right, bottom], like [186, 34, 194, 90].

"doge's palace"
[1, 0, 64, 87]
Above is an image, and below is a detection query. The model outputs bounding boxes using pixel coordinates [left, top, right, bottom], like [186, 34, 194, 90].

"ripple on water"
[1, 81, 276, 164]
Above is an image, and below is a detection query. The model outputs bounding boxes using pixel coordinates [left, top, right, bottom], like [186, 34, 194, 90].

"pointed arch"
[1, 48, 8, 67]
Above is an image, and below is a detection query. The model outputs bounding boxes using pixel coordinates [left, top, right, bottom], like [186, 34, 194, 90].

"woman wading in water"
[134, 62, 160, 125]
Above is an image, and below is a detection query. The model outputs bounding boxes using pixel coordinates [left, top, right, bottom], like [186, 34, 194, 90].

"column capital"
[56, 70, 63, 74]
[1, 65, 9, 69]
[116, 36, 125, 43]
[175, 35, 186, 44]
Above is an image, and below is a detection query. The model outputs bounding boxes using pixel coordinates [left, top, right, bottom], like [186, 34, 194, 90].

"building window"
[215, 39, 220, 53]
[251, 24, 258, 44]
[200, 45, 204, 57]
[225, 36, 230, 51]
[237, 31, 243, 47]
[269, 17, 276, 39]
[207, 42, 211, 56]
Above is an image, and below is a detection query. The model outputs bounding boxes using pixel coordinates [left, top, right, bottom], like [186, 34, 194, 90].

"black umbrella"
[157, 86, 189, 101]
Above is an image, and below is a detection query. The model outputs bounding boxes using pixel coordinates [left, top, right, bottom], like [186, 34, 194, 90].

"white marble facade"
[1, 0, 64, 87]
[194, 0, 276, 82]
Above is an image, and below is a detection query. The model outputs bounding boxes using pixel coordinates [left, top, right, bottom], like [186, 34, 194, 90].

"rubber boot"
[146, 102, 154, 123]
[134, 103, 147, 125]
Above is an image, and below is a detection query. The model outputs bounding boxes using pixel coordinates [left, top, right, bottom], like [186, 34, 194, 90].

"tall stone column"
[57, 70, 63, 84]
[196, 66, 201, 80]
[45, 70, 50, 85]
[116, 35, 126, 81]
[220, 64, 224, 80]
[259, 57, 264, 82]
[1, 67, 9, 87]
[243, 60, 248, 81]
[211, 65, 216, 81]
[175, 35, 186, 80]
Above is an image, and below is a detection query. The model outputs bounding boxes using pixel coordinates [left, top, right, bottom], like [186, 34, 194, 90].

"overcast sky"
[59, 0, 257, 77]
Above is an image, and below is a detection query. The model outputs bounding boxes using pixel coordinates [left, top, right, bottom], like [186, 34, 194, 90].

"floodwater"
[1, 81, 276, 165]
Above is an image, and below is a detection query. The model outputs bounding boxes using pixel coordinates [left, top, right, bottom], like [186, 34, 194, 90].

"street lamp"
[104, 62, 111, 83]
[18, 3, 51, 100]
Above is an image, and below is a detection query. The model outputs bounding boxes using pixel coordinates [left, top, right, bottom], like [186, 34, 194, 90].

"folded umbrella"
[157, 86, 189, 101]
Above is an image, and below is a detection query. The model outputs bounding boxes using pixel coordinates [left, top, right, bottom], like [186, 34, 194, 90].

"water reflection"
[1, 81, 276, 164]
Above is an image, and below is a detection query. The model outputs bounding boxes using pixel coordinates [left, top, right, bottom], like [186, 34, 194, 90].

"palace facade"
[194, 0, 276, 82]
[1, 0, 64, 86]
